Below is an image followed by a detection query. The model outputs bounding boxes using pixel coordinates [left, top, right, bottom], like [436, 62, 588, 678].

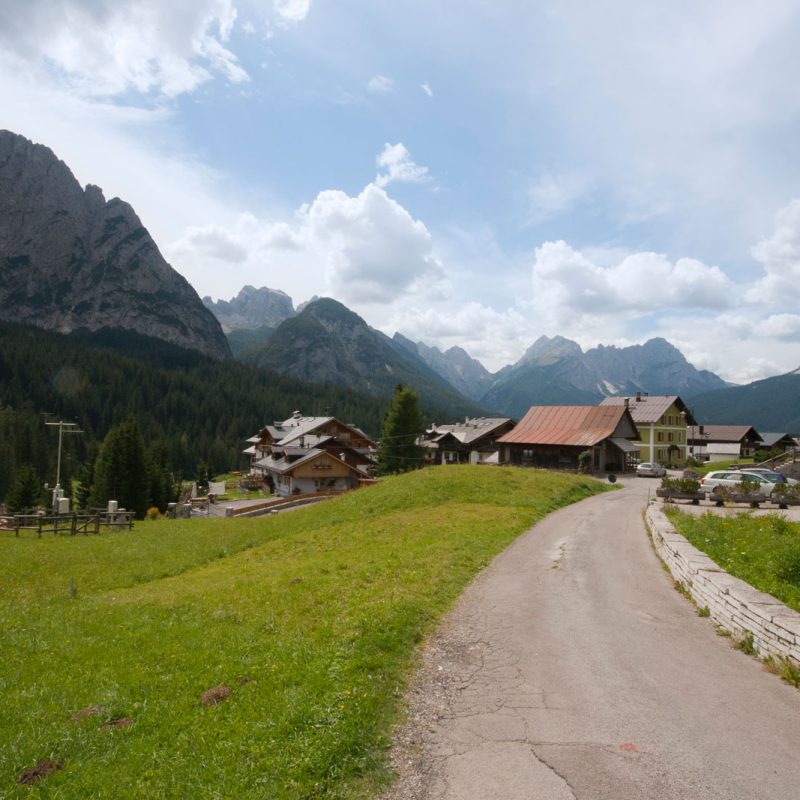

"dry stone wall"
[646, 503, 800, 664]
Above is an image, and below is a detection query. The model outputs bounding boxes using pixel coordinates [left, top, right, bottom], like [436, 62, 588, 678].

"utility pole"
[45, 420, 84, 512]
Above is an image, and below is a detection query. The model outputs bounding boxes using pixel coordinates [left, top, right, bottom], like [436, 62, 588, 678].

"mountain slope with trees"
[688, 369, 800, 432]
[240, 298, 490, 418]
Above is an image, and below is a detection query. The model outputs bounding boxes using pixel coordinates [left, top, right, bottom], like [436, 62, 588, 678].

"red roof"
[497, 405, 631, 447]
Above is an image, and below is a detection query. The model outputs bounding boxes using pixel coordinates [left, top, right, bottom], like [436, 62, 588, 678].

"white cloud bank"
[168, 182, 445, 305]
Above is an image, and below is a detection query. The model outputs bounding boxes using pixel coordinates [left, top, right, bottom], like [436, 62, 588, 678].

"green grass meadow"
[665, 509, 800, 613]
[1, 466, 609, 798]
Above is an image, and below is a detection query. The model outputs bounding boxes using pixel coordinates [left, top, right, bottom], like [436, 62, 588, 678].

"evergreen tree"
[147, 440, 177, 512]
[377, 384, 425, 475]
[90, 417, 149, 517]
[6, 464, 44, 512]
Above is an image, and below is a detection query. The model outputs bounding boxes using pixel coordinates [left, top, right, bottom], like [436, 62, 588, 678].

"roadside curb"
[645, 503, 800, 665]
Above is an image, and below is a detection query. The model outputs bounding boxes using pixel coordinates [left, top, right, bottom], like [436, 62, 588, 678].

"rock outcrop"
[203, 285, 295, 331]
[0, 130, 230, 359]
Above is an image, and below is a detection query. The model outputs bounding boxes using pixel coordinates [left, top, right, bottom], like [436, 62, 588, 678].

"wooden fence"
[5, 512, 135, 537]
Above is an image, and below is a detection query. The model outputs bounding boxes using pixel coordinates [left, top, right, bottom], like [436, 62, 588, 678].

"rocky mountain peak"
[203, 285, 295, 331]
[0, 129, 230, 359]
[520, 334, 583, 366]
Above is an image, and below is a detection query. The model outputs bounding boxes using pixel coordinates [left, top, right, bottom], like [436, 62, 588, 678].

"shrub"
[660, 477, 701, 493]
[773, 483, 800, 501]
[145, 506, 161, 520]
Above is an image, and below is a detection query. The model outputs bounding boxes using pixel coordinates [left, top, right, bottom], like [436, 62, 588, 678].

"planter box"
[771, 496, 800, 509]
[656, 488, 705, 505]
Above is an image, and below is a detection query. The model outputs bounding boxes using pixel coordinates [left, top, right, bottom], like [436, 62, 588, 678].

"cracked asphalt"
[381, 476, 800, 799]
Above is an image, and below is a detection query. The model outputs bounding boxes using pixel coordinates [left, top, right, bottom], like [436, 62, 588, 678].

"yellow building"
[599, 394, 697, 468]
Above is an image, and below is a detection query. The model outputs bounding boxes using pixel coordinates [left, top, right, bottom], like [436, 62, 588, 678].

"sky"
[2, 1, 800, 383]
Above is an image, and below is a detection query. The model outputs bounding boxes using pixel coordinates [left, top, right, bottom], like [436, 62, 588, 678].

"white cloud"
[421, 81, 433, 97]
[757, 313, 800, 342]
[274, 0, 311, 23]
[167, 183, 444, 305]
[531, 240, 733, 325]
[375, 143, 430, 189]
[367, 74, 393, 93]
[0, 0, 249, 99]
[747, 198, 800, 304]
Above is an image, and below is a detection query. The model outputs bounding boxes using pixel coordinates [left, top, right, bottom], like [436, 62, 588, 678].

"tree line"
[0, 324, 446, 514]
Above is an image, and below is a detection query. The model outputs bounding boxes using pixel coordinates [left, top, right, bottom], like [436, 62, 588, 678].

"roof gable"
[498, 405, 635, 447]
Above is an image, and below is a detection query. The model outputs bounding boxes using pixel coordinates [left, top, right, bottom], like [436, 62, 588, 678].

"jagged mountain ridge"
[0, 130, 230, 360]
[203, 285, 295, 331]
[391, 333, 494, 402]
[483, 335, 730, 418]
[240, 298, 488, 416]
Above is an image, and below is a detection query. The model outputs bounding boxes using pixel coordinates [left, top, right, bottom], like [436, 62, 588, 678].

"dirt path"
[381, 478, 800, 799]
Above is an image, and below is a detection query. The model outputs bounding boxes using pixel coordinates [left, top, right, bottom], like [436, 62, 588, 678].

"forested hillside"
[0, 323, 393, 503]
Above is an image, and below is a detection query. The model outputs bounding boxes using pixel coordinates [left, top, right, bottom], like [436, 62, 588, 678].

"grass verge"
[663, 509, 800, 613]
[1, 466, 609, 798]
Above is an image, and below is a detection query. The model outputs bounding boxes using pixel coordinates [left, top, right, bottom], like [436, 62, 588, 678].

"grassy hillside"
[0, 466, 610, 798]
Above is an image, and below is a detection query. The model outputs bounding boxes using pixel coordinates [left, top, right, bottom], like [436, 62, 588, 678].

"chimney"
[635, 392, 642, 402]
[699, 424, 705, 436]
[624, 398, 629, 409]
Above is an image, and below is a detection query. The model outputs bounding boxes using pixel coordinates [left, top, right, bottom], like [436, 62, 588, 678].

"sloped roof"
[599, 395, 695, 424]
[497, 405, 632, 447]
[759, 432, 796, 448]
[687, 425, 761, 443]
[426, 418, 514, 446]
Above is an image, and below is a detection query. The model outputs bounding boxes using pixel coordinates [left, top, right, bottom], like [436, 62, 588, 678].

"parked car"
[736, 468, 799, 485]
[699, 470, 777, 497]
[637, 462, 667, 477]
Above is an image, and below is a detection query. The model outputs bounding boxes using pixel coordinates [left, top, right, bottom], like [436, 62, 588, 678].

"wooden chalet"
[244, 411, 376, 496]
[686, 425, 763, 462]
[419, 417, 515, 465]
[497, 405, 640, 472]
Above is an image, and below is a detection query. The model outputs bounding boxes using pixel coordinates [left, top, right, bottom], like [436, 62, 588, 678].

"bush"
[773, 483, 800, 501]
[145, 506, 161, 520]
[660, 477, 701, 493]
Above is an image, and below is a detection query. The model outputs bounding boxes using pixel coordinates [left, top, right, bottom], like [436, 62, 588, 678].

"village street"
[383, 476, 800, 799]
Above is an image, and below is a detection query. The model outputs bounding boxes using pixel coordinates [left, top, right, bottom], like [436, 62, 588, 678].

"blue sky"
[2, 1, 800, 382]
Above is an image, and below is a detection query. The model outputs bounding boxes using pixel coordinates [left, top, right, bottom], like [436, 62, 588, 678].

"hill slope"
[689, 369, 800, 432]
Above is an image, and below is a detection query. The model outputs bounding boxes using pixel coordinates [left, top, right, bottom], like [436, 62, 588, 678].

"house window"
[668, 432, 674, 442]
[657, 432, 664, 442]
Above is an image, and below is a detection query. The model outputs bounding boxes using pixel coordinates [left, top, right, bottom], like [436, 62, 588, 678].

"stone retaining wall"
[646, 503, 800, 665]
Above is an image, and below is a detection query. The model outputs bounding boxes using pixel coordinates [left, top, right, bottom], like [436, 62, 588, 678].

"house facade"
[496, 405, 640, 472]
[599, 394, 695, 468]
[686, 425, 763, 462]
[419, 417, 515, 465]
[244, 412, 376, 496]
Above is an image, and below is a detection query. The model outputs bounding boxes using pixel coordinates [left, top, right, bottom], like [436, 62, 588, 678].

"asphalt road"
[383, 476, 800, 800]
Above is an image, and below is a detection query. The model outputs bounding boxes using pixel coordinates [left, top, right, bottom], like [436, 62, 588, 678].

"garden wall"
[646, 503, 800, 664]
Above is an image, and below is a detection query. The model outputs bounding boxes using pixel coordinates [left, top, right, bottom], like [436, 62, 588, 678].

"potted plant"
[726, 479, 764, 507]
[656, 477, 704, 504]
[771, 483, 800, 508]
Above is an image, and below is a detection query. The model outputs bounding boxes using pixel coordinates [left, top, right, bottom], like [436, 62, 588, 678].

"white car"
[699, 470, 777, 497]
[637, 462, 667, 477]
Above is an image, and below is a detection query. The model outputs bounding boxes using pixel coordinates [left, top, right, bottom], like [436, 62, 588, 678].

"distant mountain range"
[0, 130, 230, 360]
[239, 297, 487, 418]
[3, 128, 798, 432]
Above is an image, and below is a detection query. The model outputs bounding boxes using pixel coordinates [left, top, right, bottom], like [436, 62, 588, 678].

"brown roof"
[599, 395, 695, 424]
[687, 425, 762, 443]
[497, 405, 632, 447]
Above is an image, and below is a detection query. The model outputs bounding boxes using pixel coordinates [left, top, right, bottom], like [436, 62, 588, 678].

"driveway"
[382, 476, 800, 799]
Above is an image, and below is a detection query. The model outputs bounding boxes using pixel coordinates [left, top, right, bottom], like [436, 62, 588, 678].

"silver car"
[699, 470, 777, 497]
[737, 468, 799, 485]
[636, 462, 667, 477]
